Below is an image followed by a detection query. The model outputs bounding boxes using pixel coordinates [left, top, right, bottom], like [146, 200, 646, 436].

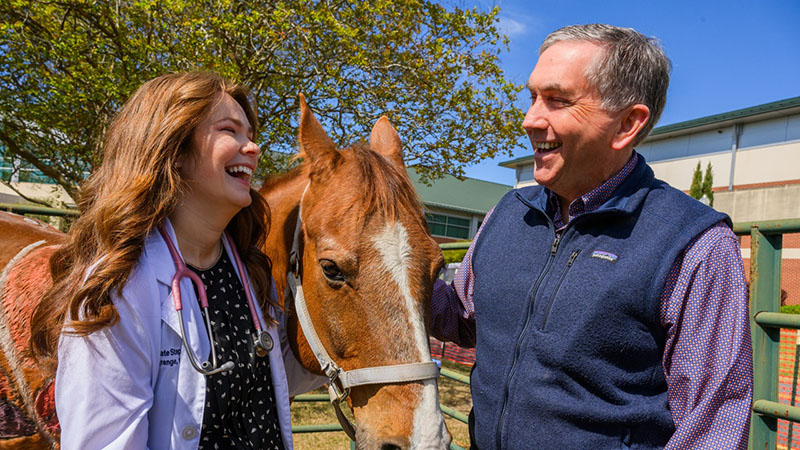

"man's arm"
[430, 208, 496, 348]
[431, 272, 476, 348]
[662, 222, 752, 450]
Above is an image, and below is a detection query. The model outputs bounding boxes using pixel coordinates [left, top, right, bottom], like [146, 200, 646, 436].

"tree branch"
[0, 128, 80, 201]
[0, 179, 55, 207]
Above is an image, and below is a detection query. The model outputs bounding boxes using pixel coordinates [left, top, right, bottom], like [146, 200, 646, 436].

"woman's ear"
[611, 104, 650, 151]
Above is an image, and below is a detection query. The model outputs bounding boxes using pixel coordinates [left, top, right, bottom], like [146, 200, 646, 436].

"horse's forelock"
[348, 144, 423, 227]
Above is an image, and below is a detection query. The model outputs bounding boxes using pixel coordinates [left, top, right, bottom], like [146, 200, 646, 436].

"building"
[0, 158, 75, 207]
[407, 168, 512, 244]
[499, 96, 800, 304]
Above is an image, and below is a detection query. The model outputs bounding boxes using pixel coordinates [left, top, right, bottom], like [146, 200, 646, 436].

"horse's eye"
[319, 259, 345, 283]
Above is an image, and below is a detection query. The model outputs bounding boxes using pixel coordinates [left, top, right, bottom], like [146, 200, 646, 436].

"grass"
[290, 359, 473, 449]
[291, 389, 353, 449]
[438, 360, 473, 449]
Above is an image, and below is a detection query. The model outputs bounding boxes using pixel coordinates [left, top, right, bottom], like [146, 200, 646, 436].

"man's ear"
[611, 104, 650, 150]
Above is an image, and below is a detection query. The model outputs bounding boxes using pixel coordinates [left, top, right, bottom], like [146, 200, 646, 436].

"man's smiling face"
[522, 40, 628, 203]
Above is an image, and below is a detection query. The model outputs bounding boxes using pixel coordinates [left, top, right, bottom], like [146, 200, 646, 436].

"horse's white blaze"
[412, 379, 450, 449]
[372, 222, 426, 359]
[373, 223, 449, 449]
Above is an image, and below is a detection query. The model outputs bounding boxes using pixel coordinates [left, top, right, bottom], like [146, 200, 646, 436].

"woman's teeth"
[226, 166, 253, 178]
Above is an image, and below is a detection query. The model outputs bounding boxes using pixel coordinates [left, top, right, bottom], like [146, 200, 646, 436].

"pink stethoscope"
[157, 224, 273, 376]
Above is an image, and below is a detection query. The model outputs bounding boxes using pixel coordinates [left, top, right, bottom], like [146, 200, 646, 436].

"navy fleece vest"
[470, 157, 729, 450]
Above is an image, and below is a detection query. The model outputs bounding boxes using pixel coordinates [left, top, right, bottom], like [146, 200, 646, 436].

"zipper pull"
[567, 250, 580, 266]
[551, 235, 561, 255]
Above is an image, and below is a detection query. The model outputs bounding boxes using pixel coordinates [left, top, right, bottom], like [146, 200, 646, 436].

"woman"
[29, 72, 320, 449]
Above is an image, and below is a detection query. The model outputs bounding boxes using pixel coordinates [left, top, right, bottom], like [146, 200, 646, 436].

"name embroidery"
[591, 250, 618, 263]
[160, 348, 181, 367]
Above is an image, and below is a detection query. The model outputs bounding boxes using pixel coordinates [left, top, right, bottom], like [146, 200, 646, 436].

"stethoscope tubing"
[157, 223, 267, 376]
[223, 232, 264, 336]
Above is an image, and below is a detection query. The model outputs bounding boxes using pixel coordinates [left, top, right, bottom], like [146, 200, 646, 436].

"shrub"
[781, 305, 800, 315]
[443, 249, 468, 264]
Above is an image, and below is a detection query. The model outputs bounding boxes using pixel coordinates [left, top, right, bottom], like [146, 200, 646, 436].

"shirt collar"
[549, 152, 639, 228]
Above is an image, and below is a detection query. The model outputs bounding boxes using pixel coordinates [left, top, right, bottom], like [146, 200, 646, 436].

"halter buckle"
[289, 251, 300, 278]
[328, 369, 350, 403]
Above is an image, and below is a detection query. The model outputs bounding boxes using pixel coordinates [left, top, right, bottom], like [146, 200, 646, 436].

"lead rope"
[284, 185, 440, 442]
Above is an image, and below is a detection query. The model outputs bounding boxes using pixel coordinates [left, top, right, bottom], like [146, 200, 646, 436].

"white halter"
[284, 185, 440, 441]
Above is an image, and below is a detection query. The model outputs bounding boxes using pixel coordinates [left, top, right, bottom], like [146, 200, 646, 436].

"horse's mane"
[349, 143, 424, 227]
[266, 143, 425, 228]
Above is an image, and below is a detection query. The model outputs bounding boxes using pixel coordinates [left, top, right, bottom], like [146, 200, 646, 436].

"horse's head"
[271, 97, 449, 449]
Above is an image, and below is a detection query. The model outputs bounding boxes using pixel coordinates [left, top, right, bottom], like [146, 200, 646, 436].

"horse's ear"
[370, 116, 404, 169]
[298, 93, 339, 175]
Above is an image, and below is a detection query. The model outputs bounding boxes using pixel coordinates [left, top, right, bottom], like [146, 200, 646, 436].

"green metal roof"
[407, 168, 512, 215]
[499, 154, 534, 168]
[499, 95, 800, 168]
[649, 95, 800, 137]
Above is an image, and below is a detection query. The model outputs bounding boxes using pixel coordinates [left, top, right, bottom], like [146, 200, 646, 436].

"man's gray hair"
[540, 24, 671, 145]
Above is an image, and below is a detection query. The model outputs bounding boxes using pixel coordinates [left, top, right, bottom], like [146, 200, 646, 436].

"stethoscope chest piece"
[255, 331, 273, 357]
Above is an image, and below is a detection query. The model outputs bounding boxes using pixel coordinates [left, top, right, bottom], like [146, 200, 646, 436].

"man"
[431, 24, 752, 449]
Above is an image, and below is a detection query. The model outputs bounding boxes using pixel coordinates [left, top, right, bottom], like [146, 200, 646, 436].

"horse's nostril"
[380, 444, 402, 450]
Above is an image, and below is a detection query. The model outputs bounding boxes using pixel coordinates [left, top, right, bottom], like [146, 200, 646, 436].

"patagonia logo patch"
[591, 250, 618, 262]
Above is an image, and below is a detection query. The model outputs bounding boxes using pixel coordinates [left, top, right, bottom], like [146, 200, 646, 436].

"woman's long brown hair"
[30, 72, 275, 367]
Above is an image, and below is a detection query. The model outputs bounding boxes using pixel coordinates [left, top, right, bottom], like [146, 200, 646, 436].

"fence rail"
[736, 218, 800, 450]
[0, 202, 78, 217]
[440, 368, 470, 450]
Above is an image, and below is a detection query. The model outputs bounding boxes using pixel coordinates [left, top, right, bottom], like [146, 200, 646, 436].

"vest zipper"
[495, 232, 561, 449]
[540, 249, 580, 330]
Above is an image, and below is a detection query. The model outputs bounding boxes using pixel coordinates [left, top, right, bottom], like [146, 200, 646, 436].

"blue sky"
[457, 0, 800, 185]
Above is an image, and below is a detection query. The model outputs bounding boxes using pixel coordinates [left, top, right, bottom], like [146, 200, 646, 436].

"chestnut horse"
[0, 99, 450, 449]
[262, 97, 449, 449]
[0, 213, 62, 449]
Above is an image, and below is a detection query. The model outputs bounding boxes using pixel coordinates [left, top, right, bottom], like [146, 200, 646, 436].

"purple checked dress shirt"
[431, 153, 753, 449]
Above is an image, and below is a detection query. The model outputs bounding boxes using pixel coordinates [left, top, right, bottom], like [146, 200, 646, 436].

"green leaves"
[689, 161, 714, 206]
[689, 161, 703, 201]
[702, 162, 714, 207]
[1, 0, 523, 203]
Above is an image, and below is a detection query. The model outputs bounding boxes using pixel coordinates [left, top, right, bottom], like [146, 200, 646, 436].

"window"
[0, 156, 59, 185]
[740, 115, 798, 149]
[425, 213, 470, 239]
[0, 166, 58, 184]
[517, 164, 534, 183]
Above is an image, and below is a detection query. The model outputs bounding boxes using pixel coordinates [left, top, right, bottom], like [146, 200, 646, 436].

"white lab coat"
[55, 220, 323, 449]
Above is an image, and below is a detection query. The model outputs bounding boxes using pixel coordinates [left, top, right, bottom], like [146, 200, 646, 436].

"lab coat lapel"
[266, 304, 293, 448]
[146, 220, 211, 362]
[142, 220, 209, 443]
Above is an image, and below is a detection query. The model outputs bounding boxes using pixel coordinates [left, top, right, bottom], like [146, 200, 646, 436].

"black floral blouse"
[189, 251, 284, 450]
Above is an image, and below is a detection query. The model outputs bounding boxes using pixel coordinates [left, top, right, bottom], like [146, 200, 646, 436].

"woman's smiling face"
[179, 93, 260, 218]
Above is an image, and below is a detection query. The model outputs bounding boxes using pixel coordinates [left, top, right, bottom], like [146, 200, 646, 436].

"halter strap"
[285, 184, 439, 441]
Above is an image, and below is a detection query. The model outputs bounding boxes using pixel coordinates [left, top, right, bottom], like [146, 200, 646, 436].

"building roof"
[499, 95, 800, 168]
[498, 154, 533, 169]
[647, 95, 800, 141]
[407, 168, 512, 215]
